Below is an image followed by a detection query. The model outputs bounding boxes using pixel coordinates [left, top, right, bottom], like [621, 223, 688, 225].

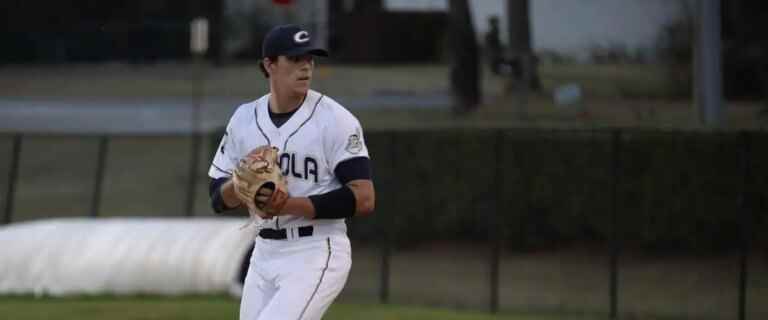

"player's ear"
[260, 57, 276, 78]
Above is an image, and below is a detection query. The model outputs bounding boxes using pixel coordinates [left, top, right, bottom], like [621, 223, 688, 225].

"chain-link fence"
[1, 129, 766, 319]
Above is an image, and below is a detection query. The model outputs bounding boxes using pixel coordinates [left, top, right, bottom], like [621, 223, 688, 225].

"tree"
[448, 0, 481, 113]
[722, 0, 768, 99]
[506, 0, 540, 91]
[354, 0, 382, 12]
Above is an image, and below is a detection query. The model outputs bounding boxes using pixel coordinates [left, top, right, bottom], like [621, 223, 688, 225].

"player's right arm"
[210, 178, 241, 213]
[208, 110, 246, 214]
[210, 146, 274, 213]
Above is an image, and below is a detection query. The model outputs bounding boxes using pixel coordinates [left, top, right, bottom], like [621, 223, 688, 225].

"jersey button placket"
[273, 128, 280, 232]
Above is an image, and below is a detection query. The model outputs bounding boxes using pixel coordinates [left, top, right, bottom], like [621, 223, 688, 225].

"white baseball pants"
[239, 232, 351, 320]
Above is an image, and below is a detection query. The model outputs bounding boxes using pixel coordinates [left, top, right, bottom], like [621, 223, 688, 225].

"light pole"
[695, 0, 723, 127]
[185, 17, 209, 216]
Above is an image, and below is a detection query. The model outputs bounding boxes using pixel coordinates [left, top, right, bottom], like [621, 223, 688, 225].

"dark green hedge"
[212, 128, 768, 253]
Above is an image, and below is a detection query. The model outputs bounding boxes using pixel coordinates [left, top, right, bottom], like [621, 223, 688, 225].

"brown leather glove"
[232, 146, 288, 219]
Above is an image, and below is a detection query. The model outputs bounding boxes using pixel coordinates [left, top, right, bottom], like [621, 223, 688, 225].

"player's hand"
[255, 187, 273, 206]
[255, 186, 289, 217]
[232, 145, 288, 219]
[243, 146, 272, 162]
[233, 146, 274, 214]
[233, 183, 271, 219]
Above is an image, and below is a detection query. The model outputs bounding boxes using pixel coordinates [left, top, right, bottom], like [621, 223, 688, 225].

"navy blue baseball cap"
[262, 24, 328, 58]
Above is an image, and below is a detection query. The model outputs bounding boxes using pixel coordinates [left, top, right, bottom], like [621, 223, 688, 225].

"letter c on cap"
[294, 31, 310, 44]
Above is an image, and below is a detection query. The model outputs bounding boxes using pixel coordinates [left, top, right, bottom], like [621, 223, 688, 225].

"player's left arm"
[271, 157, 375, 219]
[345, 179, 375, 216]
[267, 109, 374, 219]
[334, 155, 375, 216]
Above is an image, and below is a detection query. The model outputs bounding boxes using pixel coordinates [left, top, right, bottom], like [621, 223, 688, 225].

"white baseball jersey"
[208, 89, 369, 231]
[211, 89, 365, 320]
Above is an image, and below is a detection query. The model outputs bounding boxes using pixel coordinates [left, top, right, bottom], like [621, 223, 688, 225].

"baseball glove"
[232, 146, 288, 219]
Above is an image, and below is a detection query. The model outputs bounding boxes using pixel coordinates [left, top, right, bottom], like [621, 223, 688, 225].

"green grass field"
[0, 296, 599, 320]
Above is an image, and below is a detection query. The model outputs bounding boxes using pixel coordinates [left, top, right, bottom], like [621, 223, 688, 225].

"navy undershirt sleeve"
[209, 177, 234, 213]
[309, 157, 372, 220]
[334, 157, 372, 184]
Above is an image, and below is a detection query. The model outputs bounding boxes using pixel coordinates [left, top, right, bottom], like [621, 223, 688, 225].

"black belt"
[258, 226, 314, 240]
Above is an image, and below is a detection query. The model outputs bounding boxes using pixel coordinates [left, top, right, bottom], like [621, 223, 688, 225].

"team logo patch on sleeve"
[345, 128, 363, 154]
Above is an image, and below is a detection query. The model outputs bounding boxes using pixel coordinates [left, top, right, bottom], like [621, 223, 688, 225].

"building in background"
[224, 0, 685, 63]
[223, 0, 328, 60]
[386, 0, 682, 63]
[224, 0, 446, 63]
[0, 0, 704, 65]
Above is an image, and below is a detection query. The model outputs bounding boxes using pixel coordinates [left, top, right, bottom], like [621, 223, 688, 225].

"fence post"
[609, 129, 622, 320]
[380, 228, 391, 304]
[185, 133, 202, 216]
[186, 60, 207, 217]
[737, 131, 752, 320]
[3, 134, 22, 224]
[379, 132, 395, 304]
[90, 136, 109, 217]
[489, 130, 504, 313]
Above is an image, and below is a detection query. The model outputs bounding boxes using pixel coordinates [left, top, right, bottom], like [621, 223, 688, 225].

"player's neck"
[269, 87, 306, 114]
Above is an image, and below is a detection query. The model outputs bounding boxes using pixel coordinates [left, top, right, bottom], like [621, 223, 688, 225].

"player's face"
[270, 55, 315, 95]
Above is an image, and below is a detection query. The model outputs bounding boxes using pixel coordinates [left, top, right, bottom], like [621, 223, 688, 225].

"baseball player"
[207, 24, 375, 320]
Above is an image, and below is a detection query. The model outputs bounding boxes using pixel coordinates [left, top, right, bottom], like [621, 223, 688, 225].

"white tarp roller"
[0, 217, 256, 296]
